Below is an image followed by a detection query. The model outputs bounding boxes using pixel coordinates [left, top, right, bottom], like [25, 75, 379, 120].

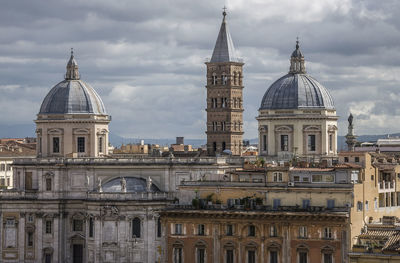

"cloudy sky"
[1, 0, 400, 139]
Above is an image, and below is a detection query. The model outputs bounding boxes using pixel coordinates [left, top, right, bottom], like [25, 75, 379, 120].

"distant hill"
[1, 123, 400, 150]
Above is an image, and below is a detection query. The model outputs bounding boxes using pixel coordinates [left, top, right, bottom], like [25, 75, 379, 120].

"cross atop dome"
[66, 48, 80, 80]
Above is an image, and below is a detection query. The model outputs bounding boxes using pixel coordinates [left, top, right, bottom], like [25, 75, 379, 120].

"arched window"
[213, 142, 217, 152]
[222, 142, 226, 151]
[234, 72, 238, 85]
[222, 122, 226, 131]
[132, 217, 141, 238]
[212, 73, 218, 85]
[238, 72, 242, 85]
[222, 73, 227, 85]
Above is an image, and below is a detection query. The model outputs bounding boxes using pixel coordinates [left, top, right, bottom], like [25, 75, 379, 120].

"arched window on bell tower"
[212, 73, 218, 85]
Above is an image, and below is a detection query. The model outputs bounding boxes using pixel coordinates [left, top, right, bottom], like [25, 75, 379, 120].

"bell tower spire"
[205, 9, 244, 156]
[65, 48, 80, 80]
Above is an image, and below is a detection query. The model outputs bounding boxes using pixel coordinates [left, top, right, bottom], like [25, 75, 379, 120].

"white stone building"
[0, 52, 242, 263]
[257, 41, 338, 161]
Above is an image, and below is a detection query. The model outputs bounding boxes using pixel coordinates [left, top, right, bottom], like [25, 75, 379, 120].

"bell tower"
[205, 9, 244, 156]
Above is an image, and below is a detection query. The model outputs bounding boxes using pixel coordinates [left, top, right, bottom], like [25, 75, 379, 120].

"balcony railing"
[0, 190, 175, 201]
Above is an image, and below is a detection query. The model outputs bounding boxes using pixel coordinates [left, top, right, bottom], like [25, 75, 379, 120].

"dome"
[260, 73, 335, 110]
[38, 50, 107, 115]
[39, 79, 107, 115]
[260, 41, 335, 110]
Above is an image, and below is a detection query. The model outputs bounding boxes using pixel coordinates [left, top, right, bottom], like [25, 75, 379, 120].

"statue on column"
[345, 113, 358, 151]
[98, 178, 103, 193]
[147, 177, 153, 192]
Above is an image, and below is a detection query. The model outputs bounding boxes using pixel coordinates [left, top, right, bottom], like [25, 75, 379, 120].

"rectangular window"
[324, 253, 332, 263]
[226, 249, 234, 263]
[308, 135, 316, 151]
[89, 217, 94, 238]
[324, 227, 332, 239]
[25, 172, 32, 190]
[27, 232, 34, 247]
[45, 254, 51, 263]
[173, 247, 183, 263]
[357, 201, 363, 211]
[98, 137, 103, 153]
[270, 251, 278, 263]
[344, 157, 349, 162]
[157, 218, 162, 238]
[226, 224, 233, 236]
[248, 225, 255, 237]
[355, 157, 360, 163]
[365, 200, 369, 211]
[53, 137, 60, 153]
[299, 226, 307, 238]
[299, 252, 307, 263]
[77, 137, 85, 153]
[45, 220, 52, 234]
[312, 174, 334, 183]
[6, 177, 10, 186]
[263, 135, 267, 151]
[73, 220, 83, 232]
[327, 199, 335, 209]
[6, 165, 11, 171]
[0, 178, 5, 186]
[27, 215, 34, 223]
[329, 134, 333, 151]
[302, 177, 309, 182]
[248, 250, 255, 263]
[273, 172, 283, 182]
[175, 224, 182, 235]
[302, 199, 310, 209]
[293, 176, 300, 182]
[197, 248, 205, 263]
[270, 225, 277, 237]
[0, 164, 4, 171]
[198, 224, 205, 236]
[280, 135, 288, 151]
[46, 178, 52, 191]
[273, 199, 281, 209]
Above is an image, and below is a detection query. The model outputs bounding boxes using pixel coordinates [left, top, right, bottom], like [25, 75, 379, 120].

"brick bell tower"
[206, 9, 244, 156]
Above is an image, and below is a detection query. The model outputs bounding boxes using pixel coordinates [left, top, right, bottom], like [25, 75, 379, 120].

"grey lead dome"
[260, 41, 335, 110]
[39, 50, 107, 115]
[39, 80, 107, 115]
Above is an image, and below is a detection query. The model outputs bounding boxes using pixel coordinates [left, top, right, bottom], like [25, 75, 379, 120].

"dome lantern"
[65, 48, 80, 80]
[289, 39, 306, 74]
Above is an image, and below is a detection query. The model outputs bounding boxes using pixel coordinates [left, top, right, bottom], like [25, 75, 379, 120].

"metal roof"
[39, 80, 106, 115]
[260, 73, 335, 110]
[210, 12, 240, 63]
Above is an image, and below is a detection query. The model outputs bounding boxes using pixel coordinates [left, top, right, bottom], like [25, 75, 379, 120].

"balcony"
[378, 180, 395, 193]
[0, 190, 175, 201]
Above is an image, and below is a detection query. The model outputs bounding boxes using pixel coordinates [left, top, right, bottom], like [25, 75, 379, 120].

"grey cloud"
[0, 0, 399, 139]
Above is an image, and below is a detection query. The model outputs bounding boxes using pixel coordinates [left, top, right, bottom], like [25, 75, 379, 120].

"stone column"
[95, 216, 102, 263]
[53, 215, 59, 262]
[36, 214, 43, 263]
[18, 213, 25, 262]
